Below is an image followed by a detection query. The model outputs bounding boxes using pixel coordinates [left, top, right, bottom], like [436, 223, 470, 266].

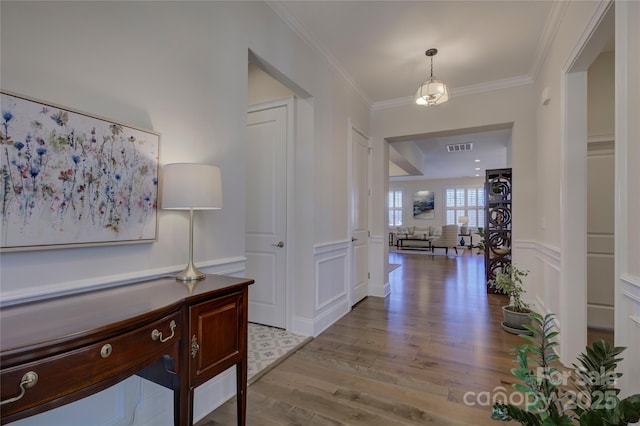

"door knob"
[352, 237, 358, 242]
[272, 241, 285, 248]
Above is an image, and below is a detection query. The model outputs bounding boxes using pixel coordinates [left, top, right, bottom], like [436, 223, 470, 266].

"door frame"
[347, 117, 371, 307]
[560, 0, 613, 363]
[247, 97, 295, 330]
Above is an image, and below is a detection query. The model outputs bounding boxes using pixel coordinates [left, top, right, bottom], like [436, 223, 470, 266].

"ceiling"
[269, 0, 558, 179]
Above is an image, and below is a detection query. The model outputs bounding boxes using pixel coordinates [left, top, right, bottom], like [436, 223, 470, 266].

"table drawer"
[1, 311, 180, 418]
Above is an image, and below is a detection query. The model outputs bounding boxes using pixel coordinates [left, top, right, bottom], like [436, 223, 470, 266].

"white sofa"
[391, 225, 442, 249]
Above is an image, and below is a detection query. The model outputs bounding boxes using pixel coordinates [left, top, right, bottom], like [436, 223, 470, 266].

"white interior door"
[246, 103, 287, 328]
[350, 122, 369, 305]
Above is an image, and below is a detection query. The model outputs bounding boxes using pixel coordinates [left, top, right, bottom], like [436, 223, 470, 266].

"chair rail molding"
[0, 256, 247, 307]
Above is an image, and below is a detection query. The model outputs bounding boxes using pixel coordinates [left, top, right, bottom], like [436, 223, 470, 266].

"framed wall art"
[413, 190, 435, 219]
[1, 91, 159, 251]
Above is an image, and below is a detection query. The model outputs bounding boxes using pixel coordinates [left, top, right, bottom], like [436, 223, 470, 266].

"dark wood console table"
[0, 274, 254, 425]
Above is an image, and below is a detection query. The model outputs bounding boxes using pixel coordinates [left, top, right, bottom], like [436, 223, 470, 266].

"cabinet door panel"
[189, 291, 245, 384]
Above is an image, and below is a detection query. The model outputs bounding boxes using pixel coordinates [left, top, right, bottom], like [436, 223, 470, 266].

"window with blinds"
[388, 190, 403, 226]
[445, 187, 485, 228]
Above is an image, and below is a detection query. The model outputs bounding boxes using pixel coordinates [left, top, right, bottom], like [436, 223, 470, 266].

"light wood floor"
[197, 251, 612, 425]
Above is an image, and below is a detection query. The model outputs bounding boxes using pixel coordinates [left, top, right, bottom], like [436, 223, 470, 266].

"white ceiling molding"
[372, 75, 534, 111]
[529, 0, 571, 81]
[266, 1, 372, 108]
[452, 75, 534, 97]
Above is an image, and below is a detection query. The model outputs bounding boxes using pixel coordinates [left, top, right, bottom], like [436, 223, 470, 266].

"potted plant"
[488, 265, 533, 334]
[468, 226, 486, 255]
[489, 184, 504, 201]
[491, 312, 640, 425]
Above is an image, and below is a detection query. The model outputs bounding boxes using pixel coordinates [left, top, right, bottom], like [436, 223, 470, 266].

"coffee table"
[396, 237, 432, 251]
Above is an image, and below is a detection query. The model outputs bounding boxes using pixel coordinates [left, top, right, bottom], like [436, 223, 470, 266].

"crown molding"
[529, 0, 570, 81]
[372, 75, 534, 111]
[266, 1, 372, 108]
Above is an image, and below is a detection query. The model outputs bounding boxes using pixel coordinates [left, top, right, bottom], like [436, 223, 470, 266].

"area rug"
[247, 323, 312, 384]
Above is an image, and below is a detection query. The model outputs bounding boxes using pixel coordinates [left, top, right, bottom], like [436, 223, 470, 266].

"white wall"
[1, 1, 369, 423]
[588, 51, 615, 138]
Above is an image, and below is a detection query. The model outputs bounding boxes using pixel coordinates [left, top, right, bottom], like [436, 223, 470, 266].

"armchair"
[430, 224, 459, 255]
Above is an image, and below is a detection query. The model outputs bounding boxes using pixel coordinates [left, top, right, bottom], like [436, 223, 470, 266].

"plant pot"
[491, 247, 510, 256]
[501, 306, 533, 335]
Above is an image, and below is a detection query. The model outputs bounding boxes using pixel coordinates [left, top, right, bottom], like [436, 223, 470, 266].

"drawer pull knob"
[1, 371, 38, 406]
[151, 320, 177, 343]
[191, 335, 200, 358]
[100, 344, 113, 358]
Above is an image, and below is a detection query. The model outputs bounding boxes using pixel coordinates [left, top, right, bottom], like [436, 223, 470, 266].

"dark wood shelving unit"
[485, 168, 512, 293]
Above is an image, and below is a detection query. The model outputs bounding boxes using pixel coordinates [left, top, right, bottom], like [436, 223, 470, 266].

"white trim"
[248, 96, 295, 113]
[0, 256, 247, 307]
[587, 133, 615, 144]
[529, 0, 570, 80]
[559, 0, 613, 364]
[623, 291, 640, 305]
[372, 75, 534, 111]
[290, 315, 314, 336]
[312, 298, 349, 337]
[562, 1, 614, 72]
[621, 274, 640, 289]
[314, 239, 350, 254]
[347, 118, 371, 308]
[535, 241, 561, 262]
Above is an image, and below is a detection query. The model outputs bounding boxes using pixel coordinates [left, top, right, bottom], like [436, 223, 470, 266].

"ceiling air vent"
[446, 143, 473, 153]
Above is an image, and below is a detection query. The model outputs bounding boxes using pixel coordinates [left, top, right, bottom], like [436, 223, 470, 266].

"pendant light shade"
[415, 48, 450, 106]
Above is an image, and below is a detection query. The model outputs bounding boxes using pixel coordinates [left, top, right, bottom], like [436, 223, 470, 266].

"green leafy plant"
[488, 265, 531, 313]
[491, 312, 640, 425]
[468, 226, 486, 255]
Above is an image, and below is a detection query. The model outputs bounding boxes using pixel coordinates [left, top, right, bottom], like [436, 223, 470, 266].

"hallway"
[200, 252, 525, 425]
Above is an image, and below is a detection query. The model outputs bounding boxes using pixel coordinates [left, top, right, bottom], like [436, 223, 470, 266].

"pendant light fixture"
[415, 48, 450, 106]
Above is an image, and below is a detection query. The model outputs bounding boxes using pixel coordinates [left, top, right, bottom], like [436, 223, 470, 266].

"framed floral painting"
[0, 91, 159, 251]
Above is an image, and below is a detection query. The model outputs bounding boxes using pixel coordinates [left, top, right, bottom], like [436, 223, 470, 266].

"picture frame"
[413, 190, 435, 219]
[1, 91, 160, 251]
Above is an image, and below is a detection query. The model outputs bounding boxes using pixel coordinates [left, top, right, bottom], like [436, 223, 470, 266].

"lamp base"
[175, 262, 206, 282]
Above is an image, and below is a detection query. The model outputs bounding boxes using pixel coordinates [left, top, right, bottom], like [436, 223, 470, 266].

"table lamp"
[162, 163, 223, 282]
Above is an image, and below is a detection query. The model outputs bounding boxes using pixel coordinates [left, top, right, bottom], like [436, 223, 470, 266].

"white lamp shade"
[458, 216, 469, 225]
[415, 78, 450, 106]
[161, 163, 223, 210]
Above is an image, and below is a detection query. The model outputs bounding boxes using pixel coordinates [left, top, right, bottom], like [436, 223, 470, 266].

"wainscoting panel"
[313, 240, 350, 336]
[533, 241, 561, 327]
